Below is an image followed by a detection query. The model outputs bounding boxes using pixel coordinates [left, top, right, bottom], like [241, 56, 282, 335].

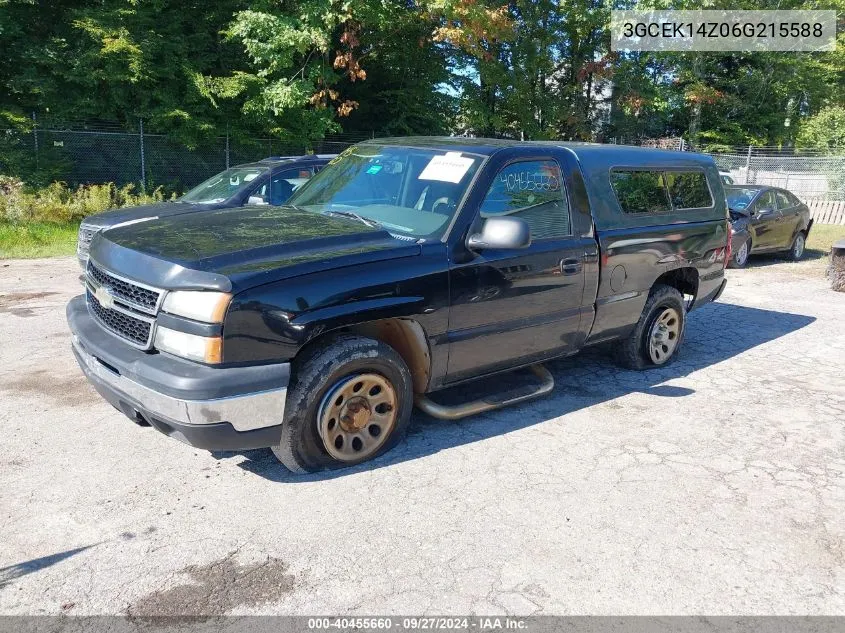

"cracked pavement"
[0, 256, 843, 615]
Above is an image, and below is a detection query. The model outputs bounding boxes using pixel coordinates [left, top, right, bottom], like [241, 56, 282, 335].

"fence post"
[139, 118, 146, 193]
[225, 125, 230, 169]
[745, 145, 753, 184]
[32, 112, 38, 171]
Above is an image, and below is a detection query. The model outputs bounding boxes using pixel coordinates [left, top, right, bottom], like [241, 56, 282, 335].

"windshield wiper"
[324, 210, 381, 228]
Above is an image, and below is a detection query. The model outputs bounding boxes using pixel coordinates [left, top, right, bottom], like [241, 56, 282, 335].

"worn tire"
[272, 334, 413, 473]
[728, 238, 750, 269]
[615, 284, 686, 370]
[787, 231, 806, 261]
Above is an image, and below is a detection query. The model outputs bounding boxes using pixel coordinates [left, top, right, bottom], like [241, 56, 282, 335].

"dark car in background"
[76, 154, 335, 266]
[726, 184, 813, 268]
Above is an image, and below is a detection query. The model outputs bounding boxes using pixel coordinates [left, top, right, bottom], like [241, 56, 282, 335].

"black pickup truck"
[67, 138, 729, 472]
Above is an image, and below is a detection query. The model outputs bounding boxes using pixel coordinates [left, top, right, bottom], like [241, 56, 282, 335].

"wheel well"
[654, 267, 699, 301]
[300, 318, 432, 394]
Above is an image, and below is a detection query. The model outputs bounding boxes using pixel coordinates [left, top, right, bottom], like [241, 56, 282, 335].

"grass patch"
[0, 222, 79, 259]
[742, 222, 845, 278]
[807, 223, 845, 255]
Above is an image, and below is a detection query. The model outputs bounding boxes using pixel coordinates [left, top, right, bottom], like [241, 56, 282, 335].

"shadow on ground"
[227, 301, 815, 482]
[0, 545, 95, 588]
[744, 249, 827, 268]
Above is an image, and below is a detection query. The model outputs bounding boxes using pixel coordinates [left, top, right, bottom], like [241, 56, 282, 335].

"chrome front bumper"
[68, 294, 289, 451]
[72, 335, 286, 433]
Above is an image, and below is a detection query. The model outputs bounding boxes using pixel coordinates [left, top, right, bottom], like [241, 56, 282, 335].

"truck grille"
[87, 261, 161, 314]
[85, 260, 163, 349]
[87, 290, 153, 347]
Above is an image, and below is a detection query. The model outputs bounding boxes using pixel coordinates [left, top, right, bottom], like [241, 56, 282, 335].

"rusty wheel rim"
[648, 307, 681, 365]
[318, 373, 398, 462]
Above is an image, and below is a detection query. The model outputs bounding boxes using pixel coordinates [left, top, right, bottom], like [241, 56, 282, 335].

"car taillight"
[723, 221, 732, 268]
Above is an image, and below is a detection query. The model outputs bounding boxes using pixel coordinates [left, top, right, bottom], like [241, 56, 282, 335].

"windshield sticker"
[419, 152, 474, 183]
[243, 172, 259, 182]
[366, 164, 383, 175]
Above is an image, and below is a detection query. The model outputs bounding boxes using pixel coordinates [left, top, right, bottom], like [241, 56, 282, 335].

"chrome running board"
[414, 364, 555, 420]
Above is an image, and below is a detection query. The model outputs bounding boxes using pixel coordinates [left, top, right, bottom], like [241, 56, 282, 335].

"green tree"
[796, 106, 845, 149]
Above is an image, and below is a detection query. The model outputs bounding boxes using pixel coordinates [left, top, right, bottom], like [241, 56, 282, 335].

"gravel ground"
[0, 254, 843, 616]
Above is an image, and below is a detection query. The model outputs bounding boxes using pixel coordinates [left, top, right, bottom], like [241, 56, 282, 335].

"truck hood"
[81, 201, 212, 229]
[87, 205, 420, 293]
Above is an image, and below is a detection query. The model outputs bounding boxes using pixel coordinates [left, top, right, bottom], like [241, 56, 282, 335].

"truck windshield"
[180, 166, 269, 204]
[288, 145, 483, 240]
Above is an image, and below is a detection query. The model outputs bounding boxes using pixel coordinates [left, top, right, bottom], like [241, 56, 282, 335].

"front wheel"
[729, 239, 750, 268]
[615, 284, 686, 370]
[787, 232, 806, 261]
[272, 334, 413, 473]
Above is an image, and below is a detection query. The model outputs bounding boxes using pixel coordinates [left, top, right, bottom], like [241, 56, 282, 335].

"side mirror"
[756, 207, 774, 218]
[467, 216, 531, 251]
[247, 196, 268, 206]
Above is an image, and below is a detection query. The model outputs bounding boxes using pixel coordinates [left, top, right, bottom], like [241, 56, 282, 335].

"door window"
[271, 167, 312, 205]
[479, 160, 571, 239]
[755, 191, 777, 213]
[775, 191, 793, 210]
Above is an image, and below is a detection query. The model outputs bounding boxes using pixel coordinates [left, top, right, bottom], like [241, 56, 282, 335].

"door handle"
[560, 257, 582, 275]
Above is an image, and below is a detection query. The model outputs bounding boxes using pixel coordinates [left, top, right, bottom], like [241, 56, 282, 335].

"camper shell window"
[610, 168, 714, 215]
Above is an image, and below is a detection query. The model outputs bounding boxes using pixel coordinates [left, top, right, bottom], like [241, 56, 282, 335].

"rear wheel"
[787, 232, 806, 261]
[616, 284, 686, 370]
[272, 334, 413, 473]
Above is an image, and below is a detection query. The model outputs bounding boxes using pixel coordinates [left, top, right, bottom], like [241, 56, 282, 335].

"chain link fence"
[3, 124, 844, 218]
[0, 123, 369, 193]
[710, 152, 845, 202]
[707, 150, 845, 224]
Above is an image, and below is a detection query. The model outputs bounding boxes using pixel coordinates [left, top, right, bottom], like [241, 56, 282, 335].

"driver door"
[446, 156, 590, 382]
[774, 190, 801, 248]
[750, 190, 782, 250]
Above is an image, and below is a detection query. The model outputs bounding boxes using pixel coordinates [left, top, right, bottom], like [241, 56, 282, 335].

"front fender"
[220, 245, 450, 365]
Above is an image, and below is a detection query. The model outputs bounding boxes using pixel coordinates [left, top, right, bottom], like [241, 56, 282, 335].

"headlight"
[154, 326, 222, 364]
[162, 291, 231, 323]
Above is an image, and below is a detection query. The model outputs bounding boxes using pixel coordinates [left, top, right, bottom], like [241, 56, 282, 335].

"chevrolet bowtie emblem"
[94, 285, 115, 310]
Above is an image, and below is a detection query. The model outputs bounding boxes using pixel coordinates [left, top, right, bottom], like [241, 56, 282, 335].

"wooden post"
[830, 239, 845, 292]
